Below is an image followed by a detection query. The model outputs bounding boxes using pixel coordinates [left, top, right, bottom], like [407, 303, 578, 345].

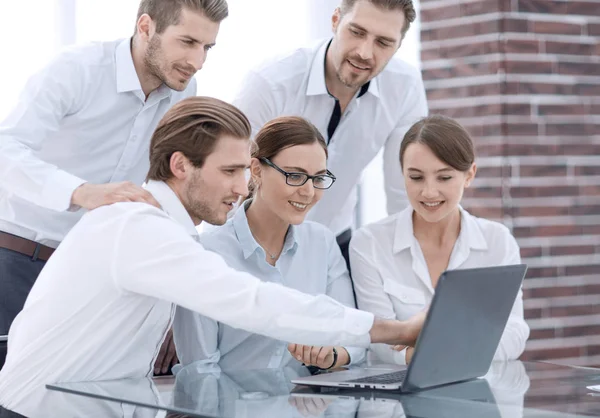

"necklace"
[253, 234, 280, 260]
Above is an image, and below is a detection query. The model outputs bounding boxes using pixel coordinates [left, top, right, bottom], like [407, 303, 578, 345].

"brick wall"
[419, 0, 600, 367]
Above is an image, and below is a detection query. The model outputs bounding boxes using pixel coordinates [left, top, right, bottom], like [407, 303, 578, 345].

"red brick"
[513, 206, 569, 217]
[518, 0, 568, 14]
[504, 39, 541, 54]
[532, 21, 583, 35]
[511, 185, 580, 198]
[538, 104, 587, 116]
[519, 164, 568, 177]
[567, 1, 600, 16]
[426, 83, 502, 101]
[526, 286, 579, 298]
[575, 166, 600, 176]
[550, 245, 597, 256]
[546, 41, 596, 56]
[546, 123, 589, 136]
[514, 225, 582, 238]
[430, 103, 503, 119]
[476, 166, 504, 178]
[520, 246, 543, 258]
[504, 18, 530, 33]
[506, 60, 554, 74]
[550, 305, 600, 317]
[590, 23, 600, 36]
[565, 264, 600, 276]
[525, 346, 582, 361]
[506, 123, 539, 136]
[420, 4, 461, 22]
[570, 204, 600, 215]
[524, 308, 543, 319]
[462, 0, 509, 15]
[421, 20, 502, 42]
[559, 62, 600, 76]
[529, 328, 557, 339]
[463, 206, 505, 219]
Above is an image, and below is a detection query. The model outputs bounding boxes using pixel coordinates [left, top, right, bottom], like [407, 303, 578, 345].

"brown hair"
[134, 0, 228, 35]
[147, 96, 250, 182]
[340, 0, 416, 37]
[400, 115, 475, 172]
[248, 116, 328, 196]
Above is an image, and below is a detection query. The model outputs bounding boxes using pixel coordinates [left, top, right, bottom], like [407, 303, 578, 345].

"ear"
[249, 158, 262, 187]
[136, 13, 155, 41]
[332, 7, 342, 33]
[169, 151, 192, 180]
[464, 163, 477, 188]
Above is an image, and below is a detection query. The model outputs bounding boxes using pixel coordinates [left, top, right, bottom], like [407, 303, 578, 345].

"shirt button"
[131, 135, 138, 141]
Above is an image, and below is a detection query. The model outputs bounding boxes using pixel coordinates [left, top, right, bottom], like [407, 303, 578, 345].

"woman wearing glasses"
[174, 116, 365, 371]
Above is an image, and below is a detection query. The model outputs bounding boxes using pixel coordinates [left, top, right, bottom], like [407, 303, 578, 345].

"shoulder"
[54, 40, 118, 71]
[379, 57, 423, 85]
[465, 210, 519, 250]
[297, 220, 338, 248]
[198, 220, 239, 253]
[246, 43, 317, 88]
[351, 213, 399, 250]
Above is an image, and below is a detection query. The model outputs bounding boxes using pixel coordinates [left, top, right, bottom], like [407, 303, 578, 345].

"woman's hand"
[287, 344, 349, 369]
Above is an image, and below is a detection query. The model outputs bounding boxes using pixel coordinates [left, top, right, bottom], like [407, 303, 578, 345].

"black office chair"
[0, 335, 7, 371]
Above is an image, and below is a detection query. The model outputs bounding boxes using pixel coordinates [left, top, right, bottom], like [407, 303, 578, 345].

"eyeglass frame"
[258, 157, 336, 190]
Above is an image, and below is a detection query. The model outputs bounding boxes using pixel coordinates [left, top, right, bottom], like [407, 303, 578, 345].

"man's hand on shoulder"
[71, 182, 161, 210]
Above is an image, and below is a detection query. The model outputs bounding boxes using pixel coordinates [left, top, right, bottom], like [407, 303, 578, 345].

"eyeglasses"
[259, 157, 336, 190]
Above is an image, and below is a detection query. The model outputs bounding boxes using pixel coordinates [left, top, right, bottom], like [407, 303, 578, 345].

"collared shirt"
[233, 39, 428, 235]
[349, 206, 530, 365]
[174, 201, 366, 370]
[0, 38, 196, 247]
[0, 181, 374, 415]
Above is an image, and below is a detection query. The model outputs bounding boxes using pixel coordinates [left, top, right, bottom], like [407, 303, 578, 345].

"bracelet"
[321, 347, 338, 370]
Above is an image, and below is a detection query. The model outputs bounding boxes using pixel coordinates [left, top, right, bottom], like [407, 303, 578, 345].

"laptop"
[292, 264, 527, 392]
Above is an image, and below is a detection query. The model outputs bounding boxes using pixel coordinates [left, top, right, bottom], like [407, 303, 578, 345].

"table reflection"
[40, 361, 600, 418]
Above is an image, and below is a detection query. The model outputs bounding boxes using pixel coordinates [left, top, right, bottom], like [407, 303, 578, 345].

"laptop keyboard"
[347, 370, 407, 384]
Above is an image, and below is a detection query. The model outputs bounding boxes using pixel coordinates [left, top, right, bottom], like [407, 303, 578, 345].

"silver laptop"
[292, 264, 527, 392]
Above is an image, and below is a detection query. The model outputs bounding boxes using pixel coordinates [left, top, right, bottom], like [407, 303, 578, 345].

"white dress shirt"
[233, 39, 428, 235]
[349, 206, 530, 365]
[0, 181, 374, 415]
[174, 201, 366, 370]
[0, 38, 196, 247]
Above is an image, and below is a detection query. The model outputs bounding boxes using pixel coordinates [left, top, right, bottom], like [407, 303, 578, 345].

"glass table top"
[36, 361, 600, 418]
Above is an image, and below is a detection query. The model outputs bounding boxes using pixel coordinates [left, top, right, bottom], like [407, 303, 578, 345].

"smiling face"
[403, 142, 476, 224]
[143, 8, 219, 91]
[328, 0, 405, 90]
[251, 142, 328, 226]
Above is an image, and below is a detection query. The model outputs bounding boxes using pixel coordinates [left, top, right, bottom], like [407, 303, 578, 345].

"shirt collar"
[144, 180, 199, 238]
[392, 206, 489, 253]
[306, 39, 380, 99]
[115, 38, 143, 94]
[232, 200, 299, 260]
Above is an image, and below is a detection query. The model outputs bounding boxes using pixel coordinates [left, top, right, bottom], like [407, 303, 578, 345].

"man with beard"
[0, 0, 225, 372]
[0, 97, 424, 418]
[234, 0, 428, 269]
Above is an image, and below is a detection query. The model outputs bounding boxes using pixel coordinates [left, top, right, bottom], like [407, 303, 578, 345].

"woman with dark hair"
[350, 115, 529, 365]
[174, 116, 365, 371]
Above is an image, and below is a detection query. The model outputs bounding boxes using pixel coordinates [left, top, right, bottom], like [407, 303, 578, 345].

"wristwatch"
[321, 347, 338, 370]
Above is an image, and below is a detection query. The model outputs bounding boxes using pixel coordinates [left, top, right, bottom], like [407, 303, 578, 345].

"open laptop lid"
[402, 264, 527, 392]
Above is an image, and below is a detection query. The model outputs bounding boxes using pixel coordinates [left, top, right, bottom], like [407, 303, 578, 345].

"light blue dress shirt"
[174, 201, 366, 370]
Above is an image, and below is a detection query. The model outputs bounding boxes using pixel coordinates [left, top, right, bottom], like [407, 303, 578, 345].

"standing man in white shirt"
[0, 97, 424, 418]
[0, 0, 224, 341]
[234, 0, 428, 268]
